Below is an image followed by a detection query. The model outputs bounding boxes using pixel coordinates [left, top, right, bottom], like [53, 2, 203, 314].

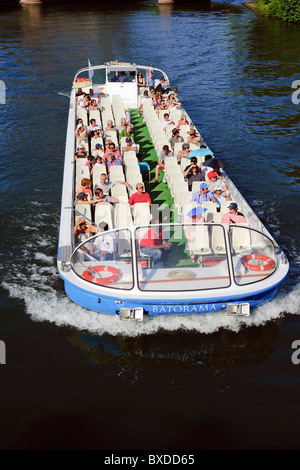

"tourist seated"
[128, 182, 151, 206]
[137, 72, 146, 88]
[75, 123, 87, 143]
[88, 118, 102, 136]
[161, 113, 175, 131]
[89, 99, 101, 112]
[76, 178, 92, 196]
[103, 142, 123, 163]
[190, 182, 213, 204]
[75, 118, 87, 133]
[78, 93, 88, 110]
[177, 114, 189, 128]
[90, 223, 115, 261]
[212, 187, 231, 209]
[139, 222, 172, 268]
[90, 129, 104, 143]
[105, 120, 116, 132]
[75, 88, 83, 102]
[117, 118, 128, 136]
[74, 217, 98, 246]
[107, 153, 122, 171]
[74, 144, 87, 160]
[76, 192, 96, 205]
[79, 155, 95, 172]
[138, 90, 152, 115]
[121, 137, 137, 154]
[183, 157, 205, 191]
[119, 124, 134, 142]
[90, 155, 106, 177]
[206, 171, 228, 192]
[88, 88, 101, 104]
[91, 143, 104, 158]
[168, 128, 184, 151]
[154, 77, 170, 95]
[93, 188, 120, 205]
[95, 173, 130, 195]
[167, 95, 181, 114]
[221, 203, 246, 224]
[177, 143, 191, 163]
[154, 145, 174, 185]
[187, 129, 203, 145]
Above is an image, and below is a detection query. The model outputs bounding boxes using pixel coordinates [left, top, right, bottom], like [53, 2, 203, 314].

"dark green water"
[0, 0, 300, 450]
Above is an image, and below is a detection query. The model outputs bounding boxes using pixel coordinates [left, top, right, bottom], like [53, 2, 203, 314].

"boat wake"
[2, 242, 299, 337]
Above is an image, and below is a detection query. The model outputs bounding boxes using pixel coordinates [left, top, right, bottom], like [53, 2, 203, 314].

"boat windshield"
[70, 224, 277, 291]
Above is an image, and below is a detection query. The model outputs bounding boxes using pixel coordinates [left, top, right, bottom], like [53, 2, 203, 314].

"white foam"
[2, 279, 299, 338]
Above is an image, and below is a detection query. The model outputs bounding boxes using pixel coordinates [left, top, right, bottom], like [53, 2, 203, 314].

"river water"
[0, 0, 300, 450]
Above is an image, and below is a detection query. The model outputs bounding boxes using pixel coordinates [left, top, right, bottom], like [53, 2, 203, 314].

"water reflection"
[67, 322, 279, 380]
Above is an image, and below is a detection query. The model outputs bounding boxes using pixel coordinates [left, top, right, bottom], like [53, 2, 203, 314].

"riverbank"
[243, 0, 300, 22]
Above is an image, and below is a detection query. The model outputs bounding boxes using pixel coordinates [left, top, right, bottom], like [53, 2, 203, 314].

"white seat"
[201, 201, 217, 213]
[173, 181, 189, 206]
[133, 203, 151, 226]
[94, 203, 114, 229]
[111, 183, 128, 200]
[231, 223, 251, 254]
[211, 225, 227, 255]
[109, 166, 124, 182]
[92, 165, 107, 184]
[76, 166, 90, 187]
[75, 203, 92, 224]
[187, 224, 212, 255]
[89, 109, 101, 126]
[114, 202, 132, 229]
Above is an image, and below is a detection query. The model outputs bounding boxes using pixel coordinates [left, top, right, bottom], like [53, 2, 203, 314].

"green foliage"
[255, 0, 300, 22]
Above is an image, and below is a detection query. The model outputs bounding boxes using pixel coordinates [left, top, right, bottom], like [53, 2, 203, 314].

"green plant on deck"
[254, 0, 300, 22]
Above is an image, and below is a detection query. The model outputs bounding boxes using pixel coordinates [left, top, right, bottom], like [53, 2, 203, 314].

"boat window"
[135, 224, 231, 292]
[229, 225, 277, 286]
[70, 229, 134, 290]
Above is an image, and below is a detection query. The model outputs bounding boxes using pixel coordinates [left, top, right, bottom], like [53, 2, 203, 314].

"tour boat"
[57, 61, 289, 321]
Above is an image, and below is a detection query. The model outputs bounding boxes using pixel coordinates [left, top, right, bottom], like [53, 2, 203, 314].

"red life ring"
[75, 78, 91, 83]
[82, 265, 121, 284]
[241, 254, 275, 272]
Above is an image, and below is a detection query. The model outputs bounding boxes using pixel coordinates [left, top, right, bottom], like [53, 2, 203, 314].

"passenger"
[103, 142, 123, 163]
[183, 157, 205, 191]
[75, 123, 88, 143]
[119, 124, 134, 142]
[74, 218, 98, 245]
[89, 88, 101, 104]
[154, 145, 174, 185]
[75, 87, 84, 102]
[75, 117, 87, 133]
[177, 143, 191, 163]
[128, 182, 151, 206]
[107, 153, 122, 171]
[89, 99, 101, 112]
[118, 71, 128, 83]
[78, 93, 88, 110]
[74, 144, 87, 160]
[168, 95, 181, 114]
[90, 223, 115, 261]
[91, 143, 105, 158]
[168, 128, 184, 151]
[95, 173, 130, 195]
[138, 90, 152, 115]
[177, 115, 189, 128]
[90, 155, 106, 177]
[140, 223, 172, 268]
[90, 129, 104, 144]
[105, 120, 116, 132]
[124, 108, 131, 124]
[76, 192, 97, 205]
[79, 155, 95, 171]
[154, 77, 170, 95]
[76, 178, 92, 196]
[137, 72, 146, 88]
[187, 129, 203, 145]
[121, 137, 138, 155]
[117, 118, 128, 136]
[221, 203, 246, 224]
[207, 171, 228, 192]
[146, 70, 154, 88]
[212, 187, 231, 209]
[190, 182, 214, 204]
[161, 113, 175, 131]
[93, 188, 120, 205]
[88, 118, 102, 136]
